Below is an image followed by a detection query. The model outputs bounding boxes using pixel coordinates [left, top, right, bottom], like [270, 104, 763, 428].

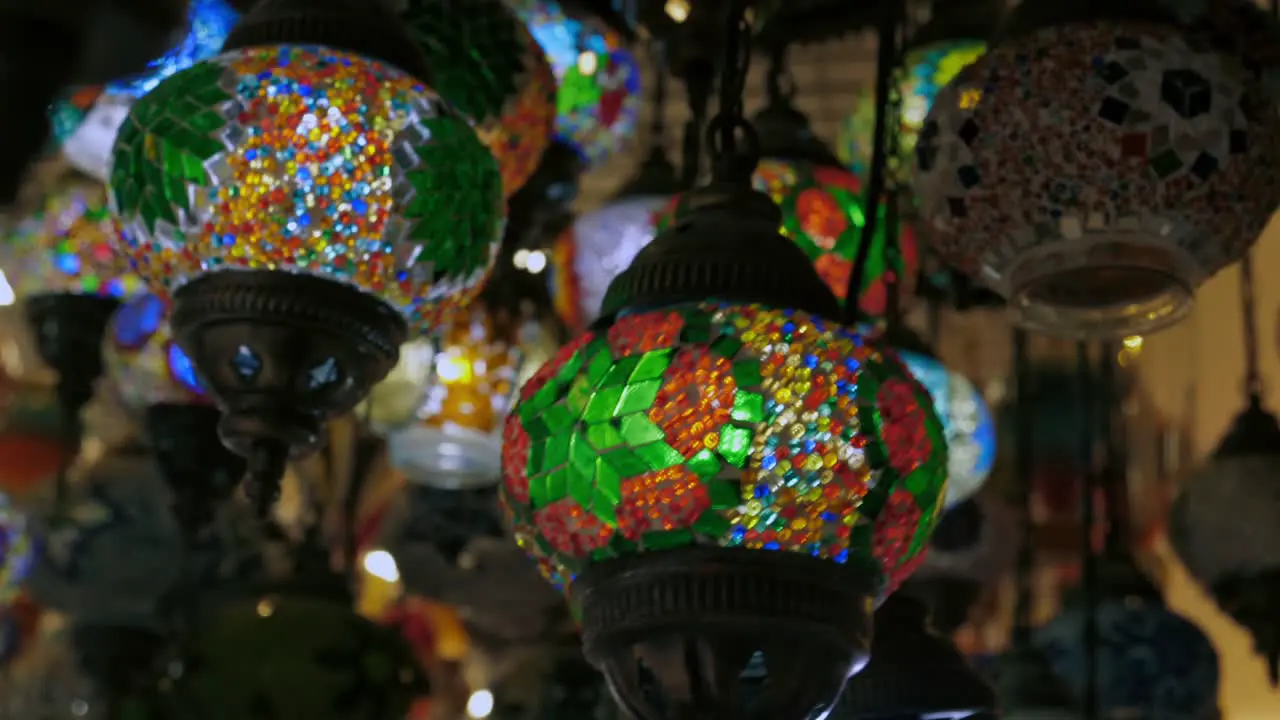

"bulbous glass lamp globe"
[358, 338, 436, 433]
[388, 304, 560, 490]
[1034, 596, 1219, 719]
[2, 178, 143, 301]
[26, 453, 183, 628]
[562, 195, 668, 328]
[401, 0, 557, 198]
[501, 303, 948, 718]
[655, 161, 921, 323]
[102, 292, 207, 418]
[838, 39, 986, 178]
[107, 21, 506, 468]
[506, 0, 642, 168]
[914, 0, 1280, 337]
[54, 0, 240, 182]
[897, 350, 995, 509]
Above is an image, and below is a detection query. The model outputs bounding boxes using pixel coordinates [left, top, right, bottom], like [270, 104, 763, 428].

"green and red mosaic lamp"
[105, 0, 506, 509]
[499, 4, 949, 718]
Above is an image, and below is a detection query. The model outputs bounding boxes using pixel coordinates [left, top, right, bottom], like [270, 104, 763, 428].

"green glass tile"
[544, 468, 569, 504]
[614, 378, 661, 416]
[706, 478, 739, 509]
[858, 479, 890, 519]
[619, 414, 665, 445]
[584, 344, 615, 384]
[717, 426, 753, 467]
[568, 467, 594, 507]
[529, 473, 552, 508]
[544, 433, 570, 467]
[731, 360, 762, 387]
[518, 408, 548, 437]
[633, 441, 682, 471]
[569, 433, 597, 477]
[565, 375, 593, 415]
[553, 341, 591, 383]
[681, 317, 711, 344]
[710, 335, 743, 358]
[731, 391, 764, 423]
[528, 440, 546, 471]
[602, 449, 650, 477]
[610, 535, 638, 555]
[590, 489, 618, 525]
[541, 403, 576, 434]
[585, 421, 624, 451]
[629, 349, 672, 382]
[583, 384, 623, 422]
[594, 459, 621, 502]
[600, 355, 640, 387]
[687, 448, 722, 480]
[693, 511, 732, 537]
[642, 527, 693, 550]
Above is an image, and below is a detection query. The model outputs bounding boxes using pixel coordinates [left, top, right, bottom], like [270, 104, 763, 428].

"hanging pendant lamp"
[915, 0, 1280, 337]
[107, 0, 506, 512]
[500, 4, 949, 718]
[831, 594, 995, 719]
[1171, 254, 1280, 683]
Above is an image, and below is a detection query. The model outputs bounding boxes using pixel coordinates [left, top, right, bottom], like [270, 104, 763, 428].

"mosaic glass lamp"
[106, 0, 506, 508]
[654, 162, 920, 324]
[837, 0, 996, 178]
[897, 350, 994, 508]
[55, 0, 241, 183]
[506, 0, 642, 168]
[2, 174, 145, 453]
[914, 0, 1280, 337]
[1170, 395, 1280, 683]
[401, 0, 557, 198]
[388, 303, 560, 490]
[1034, 595, 1219, 718]
[501, 155, 949, 716]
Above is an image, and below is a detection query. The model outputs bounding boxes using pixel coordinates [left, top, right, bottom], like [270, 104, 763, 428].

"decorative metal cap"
[1213, 395, 1280, 458]
[597, 182, 842, 323]
[751, 98, 843, 168]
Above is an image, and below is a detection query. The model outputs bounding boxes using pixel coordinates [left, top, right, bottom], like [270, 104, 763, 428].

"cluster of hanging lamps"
[51, 0, 242, 184]
[915, 0, 1280, 337]
[105, 0, 507, 509]
[500, 3, 949, 717]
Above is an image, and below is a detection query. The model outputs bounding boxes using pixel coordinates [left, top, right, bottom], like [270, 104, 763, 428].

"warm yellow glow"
[576, 51, 598, 76]
[664, 0, 690, 23]
[1124, 335, 1144, 350]
[958, 87, 983, 110]
[467, 689, 495, 719]
[256, 599, 274, 618]
[436, 349, 473, 384]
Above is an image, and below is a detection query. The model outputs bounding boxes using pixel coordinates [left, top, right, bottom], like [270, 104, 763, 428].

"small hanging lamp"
[1171, 252, 1280, 683]
[499, 2, 948, 717]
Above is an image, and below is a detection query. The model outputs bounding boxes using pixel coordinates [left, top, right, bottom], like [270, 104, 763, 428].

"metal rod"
[1077, 341, 1100, 720]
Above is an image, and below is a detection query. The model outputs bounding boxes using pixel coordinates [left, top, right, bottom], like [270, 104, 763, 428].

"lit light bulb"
[577, 50, 598, 75]
[436, 350, 472, 384]
[526, 249, 547, 274]
[467, 689, 495, 719]
[0, 270, 14, 307]
[362, 549, 400, 583]
[664, 0, 690, 22]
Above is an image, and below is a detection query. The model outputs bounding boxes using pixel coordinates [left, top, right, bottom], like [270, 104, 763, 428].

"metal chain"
[704, 0, 756, 184]
[1240, 254, 1263, 399]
